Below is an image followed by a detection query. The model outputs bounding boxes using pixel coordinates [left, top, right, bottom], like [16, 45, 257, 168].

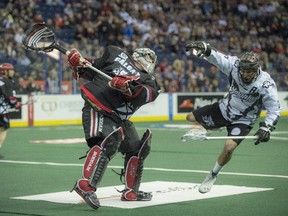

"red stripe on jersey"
[126, 85, 144, 99]
[147, 86, 153, 102]
[81, 86, 112, 113]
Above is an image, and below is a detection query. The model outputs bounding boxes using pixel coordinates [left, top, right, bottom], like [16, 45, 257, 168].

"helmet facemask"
[238, 52, 260, 84]
[132, 48, 157, 74]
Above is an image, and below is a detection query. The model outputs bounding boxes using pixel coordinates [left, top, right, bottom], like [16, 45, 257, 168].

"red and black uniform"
[78, 46, 160, 151]
[0, 77, 20, 129]
[69, 45, 160, 207]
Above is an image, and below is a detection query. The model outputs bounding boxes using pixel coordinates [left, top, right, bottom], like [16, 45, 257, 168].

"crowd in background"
[0, 0, 287, 94]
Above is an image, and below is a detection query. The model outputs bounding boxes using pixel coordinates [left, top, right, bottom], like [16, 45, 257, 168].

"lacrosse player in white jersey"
[183, 41, 281, 194]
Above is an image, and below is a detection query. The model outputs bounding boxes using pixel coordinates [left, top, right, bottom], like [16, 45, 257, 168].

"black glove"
[185, 41, 212, 58]
[254, 122, 275, 145]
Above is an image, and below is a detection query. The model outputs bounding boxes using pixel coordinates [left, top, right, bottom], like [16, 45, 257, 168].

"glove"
[67, 48, 91, 80]
[185, 41, 211, 58]
[254, 122, 275, 145]
[15, 101, 21, 110]
[108, 76, 140, 96]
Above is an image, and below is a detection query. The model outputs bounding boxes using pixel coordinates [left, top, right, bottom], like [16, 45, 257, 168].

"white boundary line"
[1, 159, 287, 179]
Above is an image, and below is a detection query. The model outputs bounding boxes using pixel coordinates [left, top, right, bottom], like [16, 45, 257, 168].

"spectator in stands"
[0, 0, 287, 92]
[25, 76, 41, 95]
[14, 77, 26, 94]
[46, 69, 60, 94]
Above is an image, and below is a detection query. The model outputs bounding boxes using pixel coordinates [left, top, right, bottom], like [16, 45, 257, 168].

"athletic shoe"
[71, 179, 100, 209]
[121, 189, 153, 201]
[198, 171, 217, 193]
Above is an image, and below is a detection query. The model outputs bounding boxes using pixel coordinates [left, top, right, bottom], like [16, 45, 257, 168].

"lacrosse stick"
[21, 96, 39, 106]
[181, 128, 258, 142]
[9, 96, 39, 112]
[22, 23, 112, 81]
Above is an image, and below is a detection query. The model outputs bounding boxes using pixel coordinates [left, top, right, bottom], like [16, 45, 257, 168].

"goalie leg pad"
[137, 128, 152, 160]
[88, 152, 109, 188]
[124, 129, 151, 190]
[100, 127, 124, 159]
[83, 145, 102, 179]
[83, 127, 124, 187]
[121, 156, 152, 201]
[121, 129, 152, 201]
[125, 156, 139, 190]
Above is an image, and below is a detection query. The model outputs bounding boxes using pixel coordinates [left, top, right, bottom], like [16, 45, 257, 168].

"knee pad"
[101, 127, 124, 158]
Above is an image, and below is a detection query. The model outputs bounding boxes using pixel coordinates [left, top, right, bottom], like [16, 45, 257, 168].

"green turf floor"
[0, 118, 287, 216]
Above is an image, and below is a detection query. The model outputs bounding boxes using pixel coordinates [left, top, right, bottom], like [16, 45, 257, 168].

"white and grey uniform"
[206, 49, 281, 127]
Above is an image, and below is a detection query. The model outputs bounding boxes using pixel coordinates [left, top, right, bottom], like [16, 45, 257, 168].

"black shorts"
[0, 114, 10, 129]
[193, 102, 252, 144]
[82, 102, 141, 153]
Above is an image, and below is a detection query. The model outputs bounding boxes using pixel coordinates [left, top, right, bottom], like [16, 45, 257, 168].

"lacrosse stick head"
[181, 128, 208, 142]
[22, 23, 57, 52]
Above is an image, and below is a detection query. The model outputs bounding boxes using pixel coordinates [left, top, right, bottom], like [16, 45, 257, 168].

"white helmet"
[132, 48, 157, 74]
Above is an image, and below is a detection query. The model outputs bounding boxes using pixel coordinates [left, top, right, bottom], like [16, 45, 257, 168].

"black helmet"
[238, 52, 260, 84]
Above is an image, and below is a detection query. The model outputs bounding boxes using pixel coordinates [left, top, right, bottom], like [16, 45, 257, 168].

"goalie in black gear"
[68, 45, 160, 209]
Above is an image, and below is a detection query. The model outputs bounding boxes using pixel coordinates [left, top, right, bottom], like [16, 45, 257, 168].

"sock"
[211, 161, 223, 176]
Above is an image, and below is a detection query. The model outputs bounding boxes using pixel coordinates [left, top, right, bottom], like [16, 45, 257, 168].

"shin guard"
[122, 129, 152, 201]
[83, 127, 124, 188]
[72, 127, 124, 209]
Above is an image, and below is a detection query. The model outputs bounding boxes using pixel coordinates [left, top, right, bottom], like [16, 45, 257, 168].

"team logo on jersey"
[113, 52, 140, 76]
[202, 115, 215, 127]
[229, 85, 258, 102]
[262, 81, 273, 88]
[112, 67, 122, 76]
[231, 127, 241, 136]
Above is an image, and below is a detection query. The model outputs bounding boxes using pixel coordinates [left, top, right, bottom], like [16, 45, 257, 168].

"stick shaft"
[85, 64, 112, 81]
[55, 44, 112, 81]
[206, 136, 258, 140]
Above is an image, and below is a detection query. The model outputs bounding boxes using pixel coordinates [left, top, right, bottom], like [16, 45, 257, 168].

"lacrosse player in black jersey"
[67, 45, 160, 209]
[0, 63, 21, 158]
[183, 41, 281, 194]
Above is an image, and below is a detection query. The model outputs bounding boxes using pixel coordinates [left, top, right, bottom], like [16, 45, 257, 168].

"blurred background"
[0, 0, 287, 95]
[1, 2, 288, 215]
